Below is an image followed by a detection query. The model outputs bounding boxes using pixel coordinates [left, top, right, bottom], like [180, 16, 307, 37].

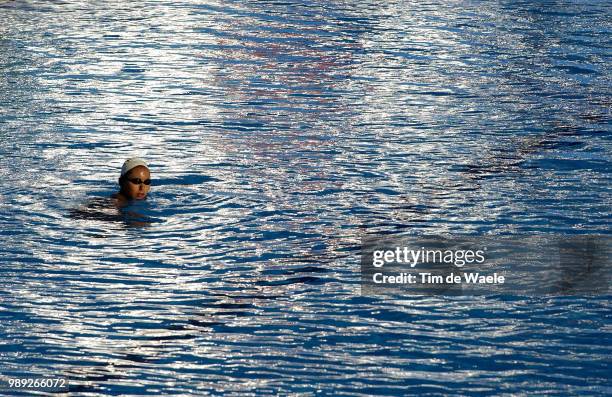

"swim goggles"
[127, 178, 151, 186]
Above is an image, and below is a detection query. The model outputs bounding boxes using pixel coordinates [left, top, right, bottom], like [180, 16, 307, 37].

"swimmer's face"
[121, 166, 151, 200]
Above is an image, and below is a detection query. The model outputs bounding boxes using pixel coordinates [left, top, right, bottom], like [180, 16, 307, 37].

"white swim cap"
[121, 157, 149, 177]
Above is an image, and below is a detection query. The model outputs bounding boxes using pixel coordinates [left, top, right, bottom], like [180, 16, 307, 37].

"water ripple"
[0, 0, 610, 395]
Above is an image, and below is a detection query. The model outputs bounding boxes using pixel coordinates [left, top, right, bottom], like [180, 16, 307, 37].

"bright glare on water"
[0, 0, 610, 395]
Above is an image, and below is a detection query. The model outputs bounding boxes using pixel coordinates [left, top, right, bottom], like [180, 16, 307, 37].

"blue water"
[0, 0, 610, 395]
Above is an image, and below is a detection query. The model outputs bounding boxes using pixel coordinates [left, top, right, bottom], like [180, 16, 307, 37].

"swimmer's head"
[118, 158, 151, 200]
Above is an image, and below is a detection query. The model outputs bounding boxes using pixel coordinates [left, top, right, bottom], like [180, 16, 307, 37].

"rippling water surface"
[1, 0, 610, 395]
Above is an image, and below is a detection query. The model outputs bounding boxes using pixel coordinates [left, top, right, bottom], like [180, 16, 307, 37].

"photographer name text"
[372, 272, 505, 284]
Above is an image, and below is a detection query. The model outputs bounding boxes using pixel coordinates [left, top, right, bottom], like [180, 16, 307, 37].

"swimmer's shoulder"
[111, 192, 129, 207]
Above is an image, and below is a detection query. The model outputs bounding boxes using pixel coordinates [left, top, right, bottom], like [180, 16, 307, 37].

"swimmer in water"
[112, 157, 151, 206]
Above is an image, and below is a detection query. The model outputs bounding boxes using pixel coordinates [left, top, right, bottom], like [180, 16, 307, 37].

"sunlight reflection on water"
[0, 0, 610, 394]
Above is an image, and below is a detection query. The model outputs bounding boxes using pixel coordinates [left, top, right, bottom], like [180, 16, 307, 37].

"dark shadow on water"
[454, 118, 609, 181]
[68, 196, 156, 229]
